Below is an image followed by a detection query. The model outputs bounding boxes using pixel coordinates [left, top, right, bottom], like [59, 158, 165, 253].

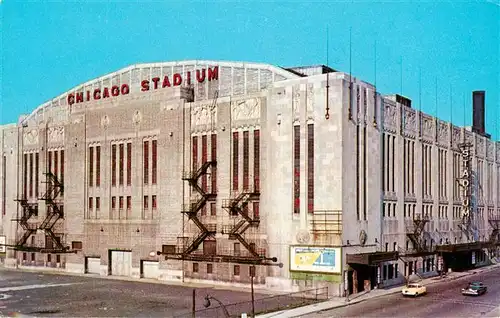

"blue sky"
[1, 1, 499, 139]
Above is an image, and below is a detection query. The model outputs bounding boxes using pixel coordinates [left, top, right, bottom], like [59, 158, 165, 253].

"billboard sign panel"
[290, 246, 341, 274]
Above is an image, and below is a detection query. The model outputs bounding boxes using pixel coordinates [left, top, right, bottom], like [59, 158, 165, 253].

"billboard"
[290, 246, 342, 274]
[0, 236, 5, 253]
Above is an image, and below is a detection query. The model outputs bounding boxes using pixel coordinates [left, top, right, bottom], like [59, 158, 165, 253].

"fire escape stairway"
[14, 200, 38, 247]
[406, 216, 429, 255]
[39, 203, 63, 230]
[179, 160, 217, 256]
[43, 229, 66, 251]
[39, 172, 67, 251]
[223, 192, 261, 259]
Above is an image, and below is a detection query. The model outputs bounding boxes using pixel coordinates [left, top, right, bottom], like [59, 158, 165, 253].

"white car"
[402, 283, 427, 297]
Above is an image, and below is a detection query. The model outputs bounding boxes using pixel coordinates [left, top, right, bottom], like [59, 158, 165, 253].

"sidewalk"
[257, 263, 500, 318]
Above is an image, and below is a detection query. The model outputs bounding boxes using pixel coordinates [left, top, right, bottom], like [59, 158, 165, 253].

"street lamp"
[203, 295, 230, 318]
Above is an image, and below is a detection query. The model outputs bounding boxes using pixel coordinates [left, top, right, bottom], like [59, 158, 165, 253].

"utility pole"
[250, 265, 255, 317]
[192, 289, 196, 318]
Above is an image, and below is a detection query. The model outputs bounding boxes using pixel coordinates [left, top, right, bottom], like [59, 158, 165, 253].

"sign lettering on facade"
[67, 66, 219, 106]
[459, 143, 472, 219]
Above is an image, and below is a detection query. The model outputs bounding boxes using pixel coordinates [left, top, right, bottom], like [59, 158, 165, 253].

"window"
[152, 140, 157, 185]
[152, 195, 157, 210]
[23, 153, 27, 198]
[119, 143, 124, 185]
[2, 155, 6, 215]
[119, 196, 124, 210]
[88, 197, 93, 210]
[252, 130, 260, 193]
[207, 264, 213, 274]
[48, 151, 52, 193]
[234, 242, 240, 256]
[193, 263, 199, 273]
[126, 143, 132, 186]
[111, 144, 117, 186]
[253, 201, 260, 219]
[89, 147, 94, 187]
[96, 197, 100, 211]
[192, 136, 198, 171]
[233, 265, 240, 276]
[95, 146, 100, 187]
[71, 241, 83, 250]
[243, 131, 249, 190]
[307, 124, 314, 213]
[232, 132, 239, 190]
[293, 125, 300, 214]
[201, 135, 207, 191]
[127, 196, 131, 210]
[54, 151, 58, 186]
[35, 153, 39, 197]
[112, 196, 116, 210]
[143, 141, 149, 184]
[144, 196, 148, 209]
[203, 240, 216, 255]
[211, 134, 217, 193]
[210, 202, 216, 216]
[29, 153, 33, 197]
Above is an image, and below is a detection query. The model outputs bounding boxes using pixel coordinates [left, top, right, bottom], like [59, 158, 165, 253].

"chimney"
[472, 91, 485, 136]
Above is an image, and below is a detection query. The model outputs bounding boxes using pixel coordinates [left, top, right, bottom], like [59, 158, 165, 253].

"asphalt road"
[0, 268, 272, 317]
[310, 267, 500, 318]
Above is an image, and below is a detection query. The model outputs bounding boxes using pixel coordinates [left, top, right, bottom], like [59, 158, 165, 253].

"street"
[0, 268, 267, 317]
[309, 266, 500, 318]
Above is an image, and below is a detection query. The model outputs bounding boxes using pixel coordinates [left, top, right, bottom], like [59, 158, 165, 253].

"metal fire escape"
[405, 214, 432, 256]
[38, 172, 72, 253]
[13, 200, 38, 250]
[179, 160, 218, 254]
[222, 190, 261, 258]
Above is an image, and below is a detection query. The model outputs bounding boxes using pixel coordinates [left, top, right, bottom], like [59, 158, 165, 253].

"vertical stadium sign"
[459, 143, 472, 219]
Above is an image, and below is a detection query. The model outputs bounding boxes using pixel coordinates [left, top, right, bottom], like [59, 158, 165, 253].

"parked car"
[461, 282, 487, 296]
[402, 283, 427, 297]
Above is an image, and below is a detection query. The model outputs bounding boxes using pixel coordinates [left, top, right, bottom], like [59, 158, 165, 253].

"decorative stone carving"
[403, 108, 416, 133]
[47, 126, 64, 143]
[487, 141, 494, 159]
[296, 230, 311, 244]
[292, 85, 300, 118]
[23, 129, 39, 146]
[452, 127, 461, 146]
[437, 121, 449, 143]
[231, 98, 261, 121]
[191, 103, 215, 126]
[307, 84, 314, 117]
[476, 136, 485, 157]
[496, 145, 500, 163]
[383, 102, 397, 130]
[101, 115, 110, 128]
[465, 131, 473, 144]
[421, 115, 434, 138]
[132, 110, 142, 125]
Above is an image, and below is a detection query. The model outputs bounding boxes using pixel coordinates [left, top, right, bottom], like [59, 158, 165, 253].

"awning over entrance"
[346, 251, 399, 266]
[435, 241, 491, 253]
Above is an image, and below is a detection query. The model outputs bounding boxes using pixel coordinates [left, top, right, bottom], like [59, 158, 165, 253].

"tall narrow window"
[232, 132, 239, 191]
[127, 196, 131, 211]
[2, 155, 6, 215]
[89, 147, 94, 187]
[112, 196, 116, 210]
[201, 135, 207, 191]
[48, 151, 52, 193]
[88, 197, 93, 210]
[243, 131, 249, 190]
[144, 196, 149, 209]
[29, 153, 33, 198]
[35, 153, 39, 198]
[119, 143, 124, 186]
[152, 195, 157, 210]
[307, 124, 314, 214]
[211, 134, 217, 193]
[253, 201, 260, 219]
[111, 144, 117, 186]
[95, 147, 99, 187]
[293, 125, 300, 214]
[119, 196, 124, 210]
[127, 143, 132, 186]
[192, 136, 198, 171]
[152, 140, 157, 185]
[96, 197, 100, 211]
[143, 141, 149, 185]
[23, 154, 27, 199]
[60, 150, 64, 186]
[254, 130, 260, 192]
[54, 150, 58, 185]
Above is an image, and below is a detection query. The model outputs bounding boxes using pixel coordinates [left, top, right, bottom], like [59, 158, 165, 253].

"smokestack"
[472, 90, 485, 136]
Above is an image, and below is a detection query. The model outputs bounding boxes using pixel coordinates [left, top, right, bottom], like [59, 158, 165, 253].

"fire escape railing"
[404, 214, 434, 256]
[488, 212, 500, 250]
[38, 172, 73, 253]
[222, 189, 262, 259]
[13, 199, 38, 248]
[174, 160, 217, 256]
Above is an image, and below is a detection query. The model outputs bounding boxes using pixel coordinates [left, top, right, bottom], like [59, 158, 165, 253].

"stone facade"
[0, 60, 499, 296]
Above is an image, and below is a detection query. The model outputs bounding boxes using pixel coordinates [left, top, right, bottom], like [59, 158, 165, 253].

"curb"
[289, 264, 500, 317]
